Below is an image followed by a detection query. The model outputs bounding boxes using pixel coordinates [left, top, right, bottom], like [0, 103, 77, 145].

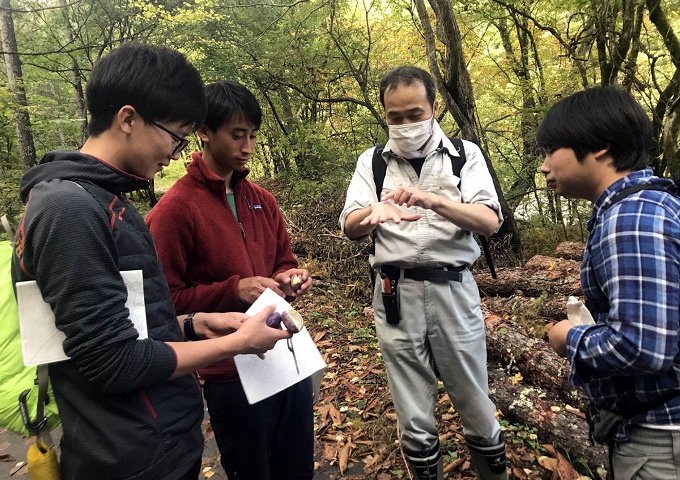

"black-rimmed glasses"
[149, 120, 189, 156]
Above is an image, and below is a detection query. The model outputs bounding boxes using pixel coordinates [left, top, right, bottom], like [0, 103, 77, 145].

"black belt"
[380, 265, 466, 283]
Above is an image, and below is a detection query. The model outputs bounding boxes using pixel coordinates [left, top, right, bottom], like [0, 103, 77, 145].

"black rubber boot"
[466, 434, 508, 480]
[403, 441, 444, 480]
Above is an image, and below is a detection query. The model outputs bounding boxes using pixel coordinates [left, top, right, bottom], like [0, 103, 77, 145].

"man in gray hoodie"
[11, 43, 290, 480]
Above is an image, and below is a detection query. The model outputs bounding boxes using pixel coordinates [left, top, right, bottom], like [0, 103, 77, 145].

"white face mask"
[387, 110, 435, 154]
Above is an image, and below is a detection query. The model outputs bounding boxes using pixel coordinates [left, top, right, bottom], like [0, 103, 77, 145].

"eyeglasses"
[149, 120, 189, 156]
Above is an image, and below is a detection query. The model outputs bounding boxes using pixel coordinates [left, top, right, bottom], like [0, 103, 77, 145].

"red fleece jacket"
[147, 152, 298, 382]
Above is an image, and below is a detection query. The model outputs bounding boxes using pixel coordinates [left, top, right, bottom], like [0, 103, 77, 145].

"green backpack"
[0, 216, 60, 437]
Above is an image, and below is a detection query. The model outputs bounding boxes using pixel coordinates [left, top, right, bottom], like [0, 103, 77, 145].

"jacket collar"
[187, 152, 250, 193]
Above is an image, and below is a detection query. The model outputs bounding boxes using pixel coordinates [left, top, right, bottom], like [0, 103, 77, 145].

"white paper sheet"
[234, 288, 327, 404]
[17, 270, 147, 366]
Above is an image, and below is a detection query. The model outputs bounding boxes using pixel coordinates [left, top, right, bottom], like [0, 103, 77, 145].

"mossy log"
[475, 268, 582, 298]
[487, 367, 609, 473]
[482, 294, 572, 322]
[484, 313, 588, 412]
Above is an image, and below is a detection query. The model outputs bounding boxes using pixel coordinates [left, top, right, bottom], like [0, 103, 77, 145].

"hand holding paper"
[234, 288, 326, 404]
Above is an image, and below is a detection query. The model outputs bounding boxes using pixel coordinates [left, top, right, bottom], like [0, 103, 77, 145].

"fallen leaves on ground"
[293, 279, 574, 479]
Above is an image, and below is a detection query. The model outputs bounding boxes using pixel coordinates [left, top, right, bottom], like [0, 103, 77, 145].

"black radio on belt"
[379, 272, 400, 325]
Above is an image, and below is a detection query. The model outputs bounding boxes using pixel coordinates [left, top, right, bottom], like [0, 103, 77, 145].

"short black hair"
[536, 86, 652, 172]
[203, 80, 262, 131]
[379, 66, 436, 107]
[86, 43, 206, 136]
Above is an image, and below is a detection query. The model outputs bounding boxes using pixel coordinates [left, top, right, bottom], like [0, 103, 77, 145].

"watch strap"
[183, 312, 200, 341]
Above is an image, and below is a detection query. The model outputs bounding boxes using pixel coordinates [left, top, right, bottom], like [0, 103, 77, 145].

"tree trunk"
[593, 0, 640, 86]
[646, 0, 680, 177]
[60, 0, 88, 146]
[414, 0, 523, 257]
[495, 12, 546, 213]
[0, 0, 36, 170]
[662, 104, 680, 177]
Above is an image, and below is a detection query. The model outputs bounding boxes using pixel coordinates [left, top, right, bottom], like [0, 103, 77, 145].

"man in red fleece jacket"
[147, 80, 314, 480]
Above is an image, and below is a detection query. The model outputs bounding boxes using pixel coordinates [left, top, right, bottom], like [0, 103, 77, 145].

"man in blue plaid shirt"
[539, 86, 680, 480]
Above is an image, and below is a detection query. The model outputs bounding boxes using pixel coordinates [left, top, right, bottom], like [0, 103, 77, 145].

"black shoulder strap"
[372, 144, 387, 200]
[448, 137, 466, 179]
[609, 184, 677, 205]
[369, 145, 387, 288]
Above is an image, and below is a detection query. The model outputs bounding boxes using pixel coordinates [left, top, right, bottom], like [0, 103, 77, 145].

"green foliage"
[2, 0, 680, 261]
[0, 170, 24, 232]
[519, 220, 588, 259]
[509, 292, 553, 339]
[0, 87, 20, 170]
[559, 449, 603, 479]
[443, 449, 459, 463]
[499, 419, 545, 452]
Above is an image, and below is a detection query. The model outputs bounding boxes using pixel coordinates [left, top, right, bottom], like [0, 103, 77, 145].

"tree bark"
[555, 242, 586, 261]
[483, 295, 571, 322]
[488, 367, 609, 471]
[0, 0, 36, 170]
[475, 268, 582, 298]
[484, 314, 588, 411]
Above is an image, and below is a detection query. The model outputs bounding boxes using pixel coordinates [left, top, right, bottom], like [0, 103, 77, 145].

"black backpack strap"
[479, 235, 496, 278]
[609, 184, 676, 205]
[448, 137, 466, 179]
[448, 137, 497, 279]
[372, 144, 387, 200]
[370, 144, 387, 288]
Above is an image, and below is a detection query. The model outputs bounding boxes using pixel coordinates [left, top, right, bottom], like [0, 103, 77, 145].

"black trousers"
[204, 378, 314, 480]
[176, 457, 202, 480]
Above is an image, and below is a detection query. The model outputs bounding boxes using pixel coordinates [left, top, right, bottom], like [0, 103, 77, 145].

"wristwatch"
[183, 312, 201, 341]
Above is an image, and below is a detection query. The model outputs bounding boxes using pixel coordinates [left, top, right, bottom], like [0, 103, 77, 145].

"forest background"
[1, 0, 679, 259]
[1, 0, 680, 478]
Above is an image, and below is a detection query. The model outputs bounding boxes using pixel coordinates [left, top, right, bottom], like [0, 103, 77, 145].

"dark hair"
[203, 80, 262, 131]
[536, 86, 652, 172]
[379, 66, 436, 107]
[86, 43, 206, 136]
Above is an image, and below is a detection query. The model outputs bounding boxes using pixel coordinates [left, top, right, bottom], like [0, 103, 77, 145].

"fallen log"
[484, 313, 588, 411]
[475, 268, 582, 298]
[482, 295, 572, 322]
[555, 241, 586, 261]
[524, 255, 581, 274]
[488, 367, 608, 474]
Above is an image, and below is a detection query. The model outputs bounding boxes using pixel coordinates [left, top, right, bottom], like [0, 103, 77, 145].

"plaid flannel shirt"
[567, 169, 680, 440]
